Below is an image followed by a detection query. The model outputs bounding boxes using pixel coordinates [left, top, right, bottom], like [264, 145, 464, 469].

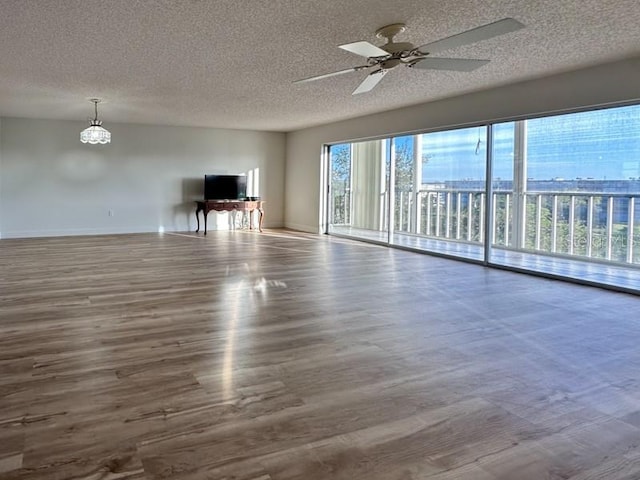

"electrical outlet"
[108, 209, 114, 217]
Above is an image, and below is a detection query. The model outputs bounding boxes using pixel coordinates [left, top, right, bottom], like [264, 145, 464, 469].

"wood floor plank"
[1, 230, 640, 479]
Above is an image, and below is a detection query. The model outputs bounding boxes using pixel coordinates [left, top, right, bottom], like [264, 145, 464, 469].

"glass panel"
[328, 139, 391, 243]
[392, 136, 415, 235]
[328, 143, 351, 231]
[390, 126, 487, 261]
[327, 104, 640, 292]
[635, 199, 640, 264]
[489, 104, 640, 291]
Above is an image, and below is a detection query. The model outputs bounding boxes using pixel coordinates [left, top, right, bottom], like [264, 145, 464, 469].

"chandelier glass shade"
[81, 99, 111, 144]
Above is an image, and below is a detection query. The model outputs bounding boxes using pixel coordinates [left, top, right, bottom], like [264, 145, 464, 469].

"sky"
[334, 104, 640, 182]
[420, 104, 640, 181]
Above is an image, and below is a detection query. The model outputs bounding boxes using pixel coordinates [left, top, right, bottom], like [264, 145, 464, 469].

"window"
[326, 104, 640, 291]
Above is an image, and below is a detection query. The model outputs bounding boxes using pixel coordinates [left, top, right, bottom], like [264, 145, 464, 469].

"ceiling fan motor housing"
[377, 23, 418, 62]
[380, 58, 402, 69]
[379, 42, 421, 70]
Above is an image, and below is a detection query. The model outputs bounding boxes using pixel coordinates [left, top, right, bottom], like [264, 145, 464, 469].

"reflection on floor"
[329, 225, 640, 292]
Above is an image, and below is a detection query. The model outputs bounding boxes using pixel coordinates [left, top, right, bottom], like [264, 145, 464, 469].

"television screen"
[204, 175, 247, 200]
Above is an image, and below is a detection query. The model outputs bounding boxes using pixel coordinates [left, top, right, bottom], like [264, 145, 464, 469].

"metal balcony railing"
[413, 189, 639, 264]
[332, 188, 640, 266]
[415, 189, 486, 243]
[492, 190, 639, 264]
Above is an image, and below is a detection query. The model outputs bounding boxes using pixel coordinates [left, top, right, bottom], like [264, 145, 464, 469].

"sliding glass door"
[326, 103, 640, 291]
[488, 106, 640, 289]
[328, 139, 391, 243]
[328, 128, 488, 261]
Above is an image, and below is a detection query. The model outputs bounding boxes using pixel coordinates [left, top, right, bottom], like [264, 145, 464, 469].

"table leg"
[204, 211, 208, 235]
[195, 206, 201, 233]
[258, 207, 264, 233]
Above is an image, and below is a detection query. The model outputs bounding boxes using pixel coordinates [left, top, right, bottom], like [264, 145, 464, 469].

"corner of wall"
[283, 222, 321, 234]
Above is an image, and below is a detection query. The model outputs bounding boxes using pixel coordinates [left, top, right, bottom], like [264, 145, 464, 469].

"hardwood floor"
[1, 229, 640, 479]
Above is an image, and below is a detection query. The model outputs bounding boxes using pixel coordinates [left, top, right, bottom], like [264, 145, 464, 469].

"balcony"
[330, 188, 640, 292]
[327, 104, 640, 293]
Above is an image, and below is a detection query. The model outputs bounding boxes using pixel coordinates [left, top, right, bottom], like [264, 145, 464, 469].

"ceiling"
[1, 0, 639, 132]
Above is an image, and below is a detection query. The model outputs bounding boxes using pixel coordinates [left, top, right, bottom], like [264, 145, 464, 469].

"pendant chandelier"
[80, 98, 111, 144]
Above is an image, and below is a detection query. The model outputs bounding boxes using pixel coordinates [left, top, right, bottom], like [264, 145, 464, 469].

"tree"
[330, 144, 351, 224]
[393, 143, 415, 232]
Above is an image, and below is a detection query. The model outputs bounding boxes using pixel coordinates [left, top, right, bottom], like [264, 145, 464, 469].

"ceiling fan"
[294, 18, 525, 95]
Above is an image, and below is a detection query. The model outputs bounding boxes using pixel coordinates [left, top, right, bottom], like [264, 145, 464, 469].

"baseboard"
[284, 222, 321, 234]
[262, 221, 285, 229]
[1, 223, 291, 239]
[0, 226, 164, 239]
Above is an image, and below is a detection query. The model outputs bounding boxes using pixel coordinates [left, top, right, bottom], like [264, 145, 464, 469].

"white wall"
[0, 118, 285, 238]
[285, 57, 640, 233]
[0, 117, 2, 237]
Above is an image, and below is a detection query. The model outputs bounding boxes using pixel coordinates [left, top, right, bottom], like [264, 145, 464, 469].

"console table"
[195, 200, 264, 235]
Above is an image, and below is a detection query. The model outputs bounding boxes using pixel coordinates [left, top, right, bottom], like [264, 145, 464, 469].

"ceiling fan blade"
[352, 69, 388, 95]
[418, 18, 524, 54]
[294, 65, 370, 84]
[412, 57, 490, 72]
[339, 41, 389, 58]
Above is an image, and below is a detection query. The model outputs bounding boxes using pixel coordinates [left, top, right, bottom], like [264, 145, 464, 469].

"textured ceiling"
[0, 0, 639, 132]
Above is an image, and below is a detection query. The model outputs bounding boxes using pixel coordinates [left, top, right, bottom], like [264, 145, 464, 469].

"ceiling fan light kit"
[294, 18, 525, 95]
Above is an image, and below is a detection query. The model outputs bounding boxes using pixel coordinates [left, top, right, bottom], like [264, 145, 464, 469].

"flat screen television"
[204, 174, 247, 200]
